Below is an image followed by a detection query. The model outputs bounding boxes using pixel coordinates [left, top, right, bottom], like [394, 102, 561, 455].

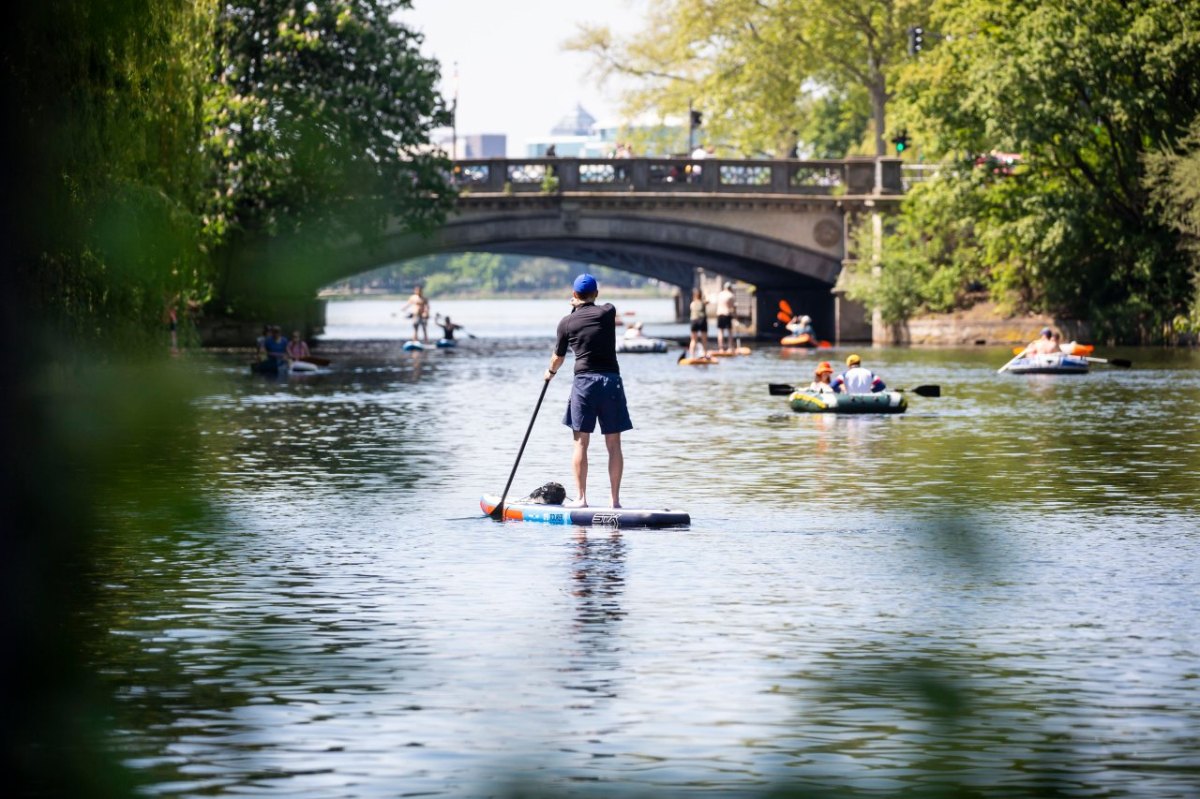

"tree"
[566, 0, 926, 157]
[203, 0, 456, 308]
[1145, 114, 1200, 337]
[877, 0, 1200, 340]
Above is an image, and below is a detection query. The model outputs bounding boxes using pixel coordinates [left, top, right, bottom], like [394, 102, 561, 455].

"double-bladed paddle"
[1085, 356, 1132, 368]
[768, 383, 941, 397]
[490, 377, 552, 521]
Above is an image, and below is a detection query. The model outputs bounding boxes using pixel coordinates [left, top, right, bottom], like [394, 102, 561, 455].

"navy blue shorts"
[563, 372, 633, 435]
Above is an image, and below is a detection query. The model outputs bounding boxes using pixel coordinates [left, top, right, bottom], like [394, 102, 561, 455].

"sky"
[399, 0, 644, 156]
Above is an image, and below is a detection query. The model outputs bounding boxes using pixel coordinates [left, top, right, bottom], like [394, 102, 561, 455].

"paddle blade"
[776, 310, 792, 324]
[1109, 358, 1132, 368]
[488, 503, 504, 520]
[779, 299, 793, 316]
[912, 385, 941, 398]
[768, 383, 795, 396]
[1012, 346, 1025, 355]
[818, 340, 832, 348]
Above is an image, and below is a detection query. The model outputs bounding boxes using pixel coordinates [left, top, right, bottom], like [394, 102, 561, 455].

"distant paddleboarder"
[544, 273, 632, 509]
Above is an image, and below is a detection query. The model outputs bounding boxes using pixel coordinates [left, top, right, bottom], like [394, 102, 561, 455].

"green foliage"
[879, 0, 1200, 341]
[203, 0, 456, 267]
[326, 253, 669, 297]
[566, 0, 927, 158]
[6, 0, 218, 347]
[1145, 114, 1200, 337]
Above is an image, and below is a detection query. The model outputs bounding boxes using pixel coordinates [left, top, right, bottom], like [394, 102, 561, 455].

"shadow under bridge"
[347, 197, 848, 339]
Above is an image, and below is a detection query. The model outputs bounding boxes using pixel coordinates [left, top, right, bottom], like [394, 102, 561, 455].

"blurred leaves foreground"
[4, 333, 213, 796]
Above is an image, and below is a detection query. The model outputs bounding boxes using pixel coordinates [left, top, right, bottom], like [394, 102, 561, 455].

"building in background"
[525, 104, 688, 158]
[438, 133, 507, 159]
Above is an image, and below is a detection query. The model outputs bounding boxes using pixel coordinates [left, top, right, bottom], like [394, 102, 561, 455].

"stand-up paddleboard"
[480, 494, 690, 528]
[678, 354, 719, 366]
[402, 340, 425, 352]
[436, 338, 457, 348]
[711, 346, 752, 357]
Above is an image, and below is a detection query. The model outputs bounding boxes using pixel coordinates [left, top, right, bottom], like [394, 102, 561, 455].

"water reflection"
[564, 530, 626, 703]
[82, 312, 1200, 798]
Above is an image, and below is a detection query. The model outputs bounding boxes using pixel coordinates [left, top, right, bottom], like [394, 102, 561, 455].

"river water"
[89, 298, 1199, 798]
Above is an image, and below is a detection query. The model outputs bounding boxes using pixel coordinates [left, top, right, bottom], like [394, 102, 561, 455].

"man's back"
[716, 289, 735, 317]
[556, 303, 620, 375]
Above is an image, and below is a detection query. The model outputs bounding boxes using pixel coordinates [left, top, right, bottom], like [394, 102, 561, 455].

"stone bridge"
[219, 157, 906, 345]
[364, 156, 904, 341]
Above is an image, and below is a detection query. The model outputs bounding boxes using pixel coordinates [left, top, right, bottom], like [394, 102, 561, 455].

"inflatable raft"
[480, 495, 690, 528]
[1004, 353, 1090, 374]
[789, 390, 907, 414]
[617, 337, 669, 353]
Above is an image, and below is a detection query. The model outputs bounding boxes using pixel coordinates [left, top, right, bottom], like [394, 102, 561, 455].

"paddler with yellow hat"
[831, 353, 887, 394]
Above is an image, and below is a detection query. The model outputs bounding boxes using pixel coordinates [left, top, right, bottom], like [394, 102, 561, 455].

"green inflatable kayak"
[788, 390, 907, 414]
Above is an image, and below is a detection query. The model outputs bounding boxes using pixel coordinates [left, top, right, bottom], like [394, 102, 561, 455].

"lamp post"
[450, 62, 459, 161]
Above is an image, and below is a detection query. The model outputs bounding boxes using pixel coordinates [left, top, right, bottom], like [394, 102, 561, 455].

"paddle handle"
[494, 377, 551, 519]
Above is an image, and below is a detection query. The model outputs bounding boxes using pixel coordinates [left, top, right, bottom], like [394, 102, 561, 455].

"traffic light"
[907, 26, 924, 56]
[891, 131, 910, 155]
[690, 110, 703, 129]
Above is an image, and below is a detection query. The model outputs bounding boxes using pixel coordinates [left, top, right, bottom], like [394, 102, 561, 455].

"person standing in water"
[544, 273, 632, 509]
[402, 285, 430, 344]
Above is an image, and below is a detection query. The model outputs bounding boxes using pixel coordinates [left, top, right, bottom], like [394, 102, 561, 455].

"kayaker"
[715, 281, 736, 352]
[806, 361, 836, 393]
[286, 329, 311, 362]
[688, 288, 709, 359]
[402, 285, 431, 344]
[544, 273, 633, 509]
[1024, 327, 1060, 356]
[831, 353, 886, 394]
[262, 325, 289, 372]
[788, 314, 815, 339]
[435, 313, 462, 340]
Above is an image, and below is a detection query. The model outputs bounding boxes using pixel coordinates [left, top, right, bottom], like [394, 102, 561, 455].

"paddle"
[1085, 356, 1132, 368]
[997, 348, 1027, 373]
[776, 310, 792, 324]
[779, 299, 793, 317]
[768, 383, 940, 397]
[489, 377, 551, 521]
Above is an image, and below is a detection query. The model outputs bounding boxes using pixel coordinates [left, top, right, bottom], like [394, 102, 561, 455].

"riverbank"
[888, 302, 1091, 346]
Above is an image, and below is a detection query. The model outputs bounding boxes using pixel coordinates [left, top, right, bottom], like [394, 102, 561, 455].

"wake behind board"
[480, 494, 690, 528]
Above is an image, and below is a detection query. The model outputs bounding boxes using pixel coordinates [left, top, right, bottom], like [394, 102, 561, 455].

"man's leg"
[605, 432, 623, 508]
[567, 430, 590, 507]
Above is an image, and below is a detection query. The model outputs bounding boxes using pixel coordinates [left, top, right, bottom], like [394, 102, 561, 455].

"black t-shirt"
[554, 302, 620, 375]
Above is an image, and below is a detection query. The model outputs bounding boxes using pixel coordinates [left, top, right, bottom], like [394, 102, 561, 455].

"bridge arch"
[331, 198, 847, 337]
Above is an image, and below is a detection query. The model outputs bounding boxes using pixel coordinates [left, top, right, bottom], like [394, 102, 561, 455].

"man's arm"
[545, 353, 565, 382]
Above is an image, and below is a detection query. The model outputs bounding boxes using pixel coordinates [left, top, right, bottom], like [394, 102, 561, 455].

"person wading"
[544, 273, 633, 508]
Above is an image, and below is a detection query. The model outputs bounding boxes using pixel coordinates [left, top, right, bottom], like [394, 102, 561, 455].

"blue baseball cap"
[573, 273, 598, 294]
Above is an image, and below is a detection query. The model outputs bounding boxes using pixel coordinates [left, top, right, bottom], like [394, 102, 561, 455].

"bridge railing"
[450, 157, 902, 196]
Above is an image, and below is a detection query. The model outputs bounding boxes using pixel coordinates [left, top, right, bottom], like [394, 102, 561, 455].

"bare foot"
[564, 498, 588, 508]
[611, 501, 622, 509]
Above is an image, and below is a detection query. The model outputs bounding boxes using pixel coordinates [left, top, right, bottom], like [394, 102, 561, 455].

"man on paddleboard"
[544, 273, 632, 508]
